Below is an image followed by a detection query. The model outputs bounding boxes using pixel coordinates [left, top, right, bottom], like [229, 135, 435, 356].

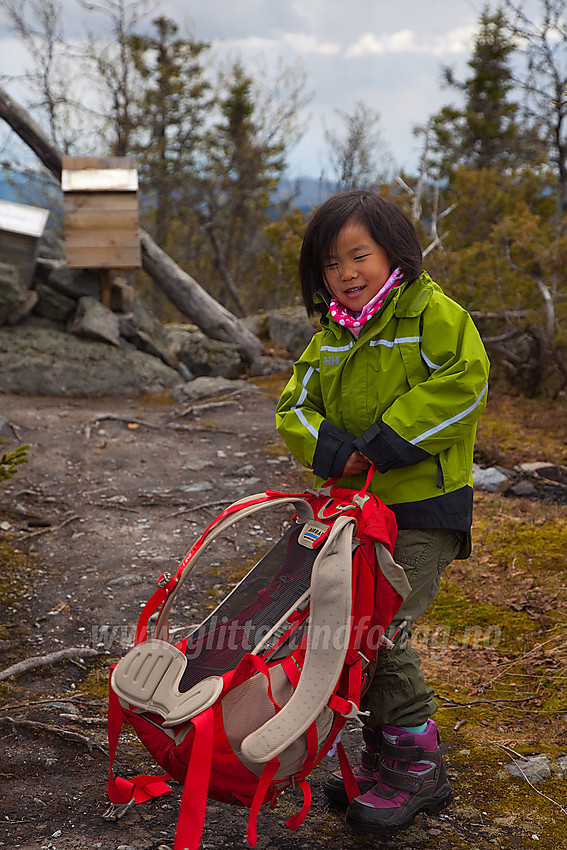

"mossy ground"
[414, 392, 567, 848]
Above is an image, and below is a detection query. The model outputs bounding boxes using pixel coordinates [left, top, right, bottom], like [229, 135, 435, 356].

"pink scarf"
[329, 267, 405, 338]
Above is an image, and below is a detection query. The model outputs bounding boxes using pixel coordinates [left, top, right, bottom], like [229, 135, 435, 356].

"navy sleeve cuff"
[312, 420, 356, 479]
[353, 420, 431, 472]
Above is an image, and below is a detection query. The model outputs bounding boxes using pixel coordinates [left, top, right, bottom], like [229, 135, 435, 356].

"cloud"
[281, 33, 341, 55]
[215, 32, 341, 56]
[345, 26, 474, 58]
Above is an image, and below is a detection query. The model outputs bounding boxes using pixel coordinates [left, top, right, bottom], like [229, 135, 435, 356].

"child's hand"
[343, 450, 371, 476]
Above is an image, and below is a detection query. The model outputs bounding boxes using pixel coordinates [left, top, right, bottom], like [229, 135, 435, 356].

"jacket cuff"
[312, 420, 356, 479]
[353, 420, 431, 472]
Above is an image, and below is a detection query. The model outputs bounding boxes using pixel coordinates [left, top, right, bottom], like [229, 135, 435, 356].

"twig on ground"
[88, 414, 160, 429]
[166, 422, 239, 435]
[0, 695, 100, 713]
[0, 716, 107, 754]
[178, 400, 239, 418]
[176, 389, 248, 417]
[19, 514, 81, 539]
[436, 694, 538, 707]
[0, 647, 99, 682]
[494, 744, 567, 815]
[167, 498, 232, 518]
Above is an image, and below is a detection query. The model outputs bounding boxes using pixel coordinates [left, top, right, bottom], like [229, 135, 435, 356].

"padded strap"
[241, 514, 355, 763]
[381, 739, 425, 762]
[111, 639, 223, 726]
[379, 761, 433, 793]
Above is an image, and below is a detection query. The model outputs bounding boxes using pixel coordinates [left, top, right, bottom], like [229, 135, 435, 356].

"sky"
[0, 0, 501, 180]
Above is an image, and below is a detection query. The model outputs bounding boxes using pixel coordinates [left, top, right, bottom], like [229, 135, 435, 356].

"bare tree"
[503, 0, 567, 210]
[324, 101, 394, 192]
[77, 0, 152, 156]
[0, 0, 86, 151]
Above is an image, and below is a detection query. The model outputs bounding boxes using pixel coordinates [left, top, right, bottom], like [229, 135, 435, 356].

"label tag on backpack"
[298, 520, 329, 549]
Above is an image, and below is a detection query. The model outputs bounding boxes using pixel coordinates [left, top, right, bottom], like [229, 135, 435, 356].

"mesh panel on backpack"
[178, 525, 317, 693]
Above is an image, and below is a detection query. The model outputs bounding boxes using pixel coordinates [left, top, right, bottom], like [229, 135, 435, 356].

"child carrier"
[105, 468, 410, 850]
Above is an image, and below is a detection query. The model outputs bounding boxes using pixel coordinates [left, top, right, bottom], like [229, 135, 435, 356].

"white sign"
[62, 168, 138, 193]
[0, 199, 49, 237]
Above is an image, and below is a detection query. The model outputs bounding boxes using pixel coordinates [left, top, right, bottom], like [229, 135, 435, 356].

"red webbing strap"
[286, 779, 312, 831]
[336, 740, 361, 803]
[107, 674, 131, 804]
[107, 674, 172, 804]
[134, 584, 170, 645]
[246, 759, 280, 847]
[299, 720, 320, 780]
[173, 707, 215, 850]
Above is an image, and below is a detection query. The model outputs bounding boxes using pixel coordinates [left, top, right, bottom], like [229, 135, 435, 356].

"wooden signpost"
[62, 156, 141, 309]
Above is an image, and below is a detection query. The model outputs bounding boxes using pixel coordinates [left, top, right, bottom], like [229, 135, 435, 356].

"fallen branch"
[167, 498, 232, 519]
[0, 647, 98, 682]
[20, 514, 81, 540]
[166, 423, 239, 435]
[178, 400, 239, 418]
[89, 414, 160, 430]
[0, 715, 106, 754]
[436, 694, 538, 708]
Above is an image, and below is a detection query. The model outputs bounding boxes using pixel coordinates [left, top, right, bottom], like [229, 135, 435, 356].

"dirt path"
[0, 385, 543, 850]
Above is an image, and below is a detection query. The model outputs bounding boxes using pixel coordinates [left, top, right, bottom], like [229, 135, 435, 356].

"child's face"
[323, 220, 391, 312]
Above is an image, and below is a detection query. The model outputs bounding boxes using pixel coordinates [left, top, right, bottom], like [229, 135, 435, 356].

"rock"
[509, 479, 536, 497]
[34, 281, 77, 321]
[472, 463, 510, 493]
[7, 289, 38, 325]
[506, 755, 551, 784]
[266, 306, 318, 359]
[171, 376, 253, 403]
[67, 295, 121, 346]
[42, 261, 100, 300]
[0, 324, 182, 397]
[164, 323, 245, 380]
[0, 262, 28, 325]
[249, 354, 293, 376]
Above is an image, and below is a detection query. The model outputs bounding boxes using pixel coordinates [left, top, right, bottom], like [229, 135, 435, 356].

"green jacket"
[275, 272, 490, 553]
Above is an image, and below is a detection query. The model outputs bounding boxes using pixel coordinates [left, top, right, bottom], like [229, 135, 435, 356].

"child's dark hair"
[299, 190, 423, 315]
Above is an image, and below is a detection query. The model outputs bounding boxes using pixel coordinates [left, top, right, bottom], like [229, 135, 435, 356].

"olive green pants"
[362, 528, 464, 729]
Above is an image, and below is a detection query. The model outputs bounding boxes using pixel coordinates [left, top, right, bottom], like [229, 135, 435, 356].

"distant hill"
[0, 167, 59, 212]
[274, 175, 335, 211]
[0, 167, 333, 216]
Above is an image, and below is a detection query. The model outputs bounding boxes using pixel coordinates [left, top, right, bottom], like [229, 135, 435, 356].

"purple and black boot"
[345, 719, 452, 834]
[323, 726, 382, 805]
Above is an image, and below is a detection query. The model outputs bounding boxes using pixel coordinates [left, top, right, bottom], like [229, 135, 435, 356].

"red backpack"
[105, 469, 409, 849]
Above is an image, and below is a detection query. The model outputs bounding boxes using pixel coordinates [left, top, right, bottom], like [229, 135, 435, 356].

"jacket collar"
[315, 272, 439, 338]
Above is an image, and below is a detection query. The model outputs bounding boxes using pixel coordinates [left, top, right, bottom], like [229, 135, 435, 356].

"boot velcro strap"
[379, 762, 434, 793]
[360, 749, 381, 771]
[381, 739, 425, 762]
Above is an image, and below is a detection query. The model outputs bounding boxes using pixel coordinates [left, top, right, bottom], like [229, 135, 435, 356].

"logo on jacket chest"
[323, 355, 340, 367]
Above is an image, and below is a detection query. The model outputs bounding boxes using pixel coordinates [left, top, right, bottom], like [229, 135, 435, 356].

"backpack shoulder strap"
[241, 513, 356, 763]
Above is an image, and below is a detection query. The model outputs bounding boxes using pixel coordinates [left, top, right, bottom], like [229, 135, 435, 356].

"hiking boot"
[345, 719, 452, 834]
[323, 726, 382, 805]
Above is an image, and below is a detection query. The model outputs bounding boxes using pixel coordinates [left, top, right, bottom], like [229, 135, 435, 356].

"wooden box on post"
[62, 156, 142, 271]
[0, 198, 49, 288]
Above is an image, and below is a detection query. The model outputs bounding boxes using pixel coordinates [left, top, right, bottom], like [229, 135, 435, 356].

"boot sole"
[346, 787, 453, 834]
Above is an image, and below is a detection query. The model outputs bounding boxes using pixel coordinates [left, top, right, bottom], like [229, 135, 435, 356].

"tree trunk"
[0, 85, 263, 363]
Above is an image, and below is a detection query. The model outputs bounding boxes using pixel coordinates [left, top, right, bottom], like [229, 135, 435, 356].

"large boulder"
[164, 323, 245, 380]
[266, 306, 318, 359]
[0, 323, 182, 397]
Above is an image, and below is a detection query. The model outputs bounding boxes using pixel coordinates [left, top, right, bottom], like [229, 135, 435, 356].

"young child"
[275, 190, 490, 835]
